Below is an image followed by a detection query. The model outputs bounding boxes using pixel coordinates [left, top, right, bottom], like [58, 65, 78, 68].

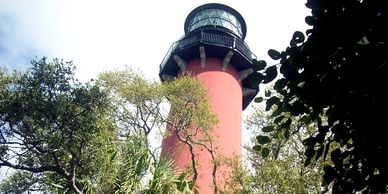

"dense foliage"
[98, 68, 217, 193]
[0, 59, 214, 193]
[251, 0, 388, 193]
[222, 105, 328, 193]
[247, 106, 326, 193]
[0, 58, 112, 193]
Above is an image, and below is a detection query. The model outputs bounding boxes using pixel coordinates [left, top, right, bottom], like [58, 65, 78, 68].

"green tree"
[0, 171, 49, 193]
[87, 134, 194, 194]
[98, 68, 218, 193]
[0, 58, 113, 193]
[222, 103, 329, 194]
[1, 59, 214, 193]
[246, 105, 327, 193]
[249, 0, 388, 193]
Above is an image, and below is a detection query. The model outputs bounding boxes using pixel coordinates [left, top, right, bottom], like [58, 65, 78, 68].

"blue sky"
[0, 0, 310, 81]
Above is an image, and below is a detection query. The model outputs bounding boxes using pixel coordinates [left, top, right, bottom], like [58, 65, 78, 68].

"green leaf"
[252, 145, 262, 152]
[284, 129, 290, 139]
[306, 29, 313, 35]
[262, 126, 274, 132]
[271, 104, 284, 117]
[315, 145, 324, 160]
[268, 49, 281, 60]
[305, 16, 315, 26]
[281, 118, 292, 129]
[331, 148, 341, 165]
[322, 166, 336, 186]
[323, 141, 331, 161]
[250, 72, 264, 87]
[298, 115, 311, 124]
[256, 135, 271, 144]
[265, 90, 271, 97]
[315, 130, 327, 144]
[262, 65, 278, 84]
[304, 146, 316, 166]
[303, 137, 316, 146]
[289, 39, 297, 47]
[304, 157, 312, 167]
[252, 59, 267, 71]
[280, 62, 298, 80]
[292, 31, 305, 44]
[261, 147, 270, 158]
[254, 97, 263, 103]
[265, 96, 280, 111]
[274, 78, 287, 91]
[274, 115, 285, 124]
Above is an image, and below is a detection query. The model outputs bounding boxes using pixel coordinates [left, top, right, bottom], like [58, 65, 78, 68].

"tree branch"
[0, 160, 58, 173]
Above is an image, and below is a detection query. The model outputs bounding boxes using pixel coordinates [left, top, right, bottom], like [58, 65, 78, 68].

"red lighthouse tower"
[160, 3, 257, 193]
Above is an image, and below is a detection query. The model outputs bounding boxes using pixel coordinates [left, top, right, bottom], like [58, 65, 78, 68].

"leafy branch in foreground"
[251, 0, 388, 193]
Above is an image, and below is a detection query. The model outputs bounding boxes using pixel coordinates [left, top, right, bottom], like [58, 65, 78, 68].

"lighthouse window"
[220, 11, 228, 20]
[221, 21, 231, 30]
[188, 8, 243, 38]
[229, 14, 237, 26]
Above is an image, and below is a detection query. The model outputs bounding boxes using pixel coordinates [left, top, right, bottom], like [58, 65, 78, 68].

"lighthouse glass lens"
[188, 9, 243, 38]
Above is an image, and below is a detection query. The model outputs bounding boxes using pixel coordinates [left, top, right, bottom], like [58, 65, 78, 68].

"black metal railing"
[160, 42, 177, 71]
[160, 30, 256, 71]
[235, 38, 253, 61]
[201, 31, 234, 47]
[176, 34, 199, 50]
